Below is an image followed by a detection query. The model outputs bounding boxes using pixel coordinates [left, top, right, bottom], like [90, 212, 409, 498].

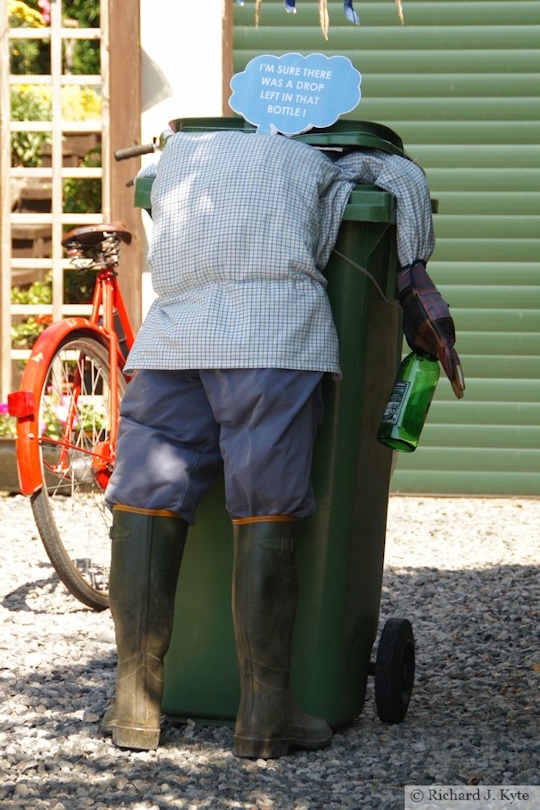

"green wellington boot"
[232, 519, 332, 759]
[102, 505, 188, 750]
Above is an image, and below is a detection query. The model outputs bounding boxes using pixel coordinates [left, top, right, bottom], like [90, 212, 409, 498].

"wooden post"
[108, 0, 143, 333]
[0, 0, 11, 401]
[222, 0, 234, 114]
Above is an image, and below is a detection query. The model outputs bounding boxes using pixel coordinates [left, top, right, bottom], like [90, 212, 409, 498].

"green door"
[234, 0, 540, 496]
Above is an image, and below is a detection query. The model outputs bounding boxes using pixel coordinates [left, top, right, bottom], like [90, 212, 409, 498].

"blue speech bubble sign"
[229, 52, 361, 136]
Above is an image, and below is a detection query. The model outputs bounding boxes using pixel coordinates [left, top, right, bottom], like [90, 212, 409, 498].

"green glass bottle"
[377, 351, 440, 453]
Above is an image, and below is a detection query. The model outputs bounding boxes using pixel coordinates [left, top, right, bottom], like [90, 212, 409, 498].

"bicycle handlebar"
[114, 143, 156, 161]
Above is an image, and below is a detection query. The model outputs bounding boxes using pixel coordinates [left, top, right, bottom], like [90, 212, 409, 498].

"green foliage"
[11, 82, 101, 173]
[11, 276, 52, 349]
[63, 0, 100, 75]
[9, 0, 101, 76]
[11, 275, 52, 306]
[0, 407, 17, 438]
[10, 316, 49, 349]
[65, 33, 100, 76]
[76, 403, 107, 434]
[64, 0, 99, 26]
[11, 267, 96, 353]
[63, 145, 102, 214]
[9, 35, 44, 75]
[8, 0, 50, 74]
[63, 267, 96, 305]
[10, 87, 51, 167]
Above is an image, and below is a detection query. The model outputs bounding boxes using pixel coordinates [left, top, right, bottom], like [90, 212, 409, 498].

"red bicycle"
[8, 222, 135, 610]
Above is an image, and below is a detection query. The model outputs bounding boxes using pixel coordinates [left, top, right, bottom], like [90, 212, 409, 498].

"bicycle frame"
[8, 268, 134, 495]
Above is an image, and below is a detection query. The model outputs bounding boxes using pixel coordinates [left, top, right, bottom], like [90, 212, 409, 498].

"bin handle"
[332, 249, 400, 307]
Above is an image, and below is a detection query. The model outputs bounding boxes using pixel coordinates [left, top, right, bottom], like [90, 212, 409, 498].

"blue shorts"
[105, 368, 324, 524]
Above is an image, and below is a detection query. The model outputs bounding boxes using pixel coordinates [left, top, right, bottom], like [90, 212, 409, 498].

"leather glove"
[397, 260, 465, 399]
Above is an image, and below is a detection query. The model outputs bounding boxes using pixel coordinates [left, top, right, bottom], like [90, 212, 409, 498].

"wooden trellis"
[0, 0, 110, 400]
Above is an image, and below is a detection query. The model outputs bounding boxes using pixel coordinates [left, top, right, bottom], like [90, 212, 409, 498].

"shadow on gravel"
[2, 563, 66, 613]
[378, 563, 539, 727]
[1, 563, 538, 807]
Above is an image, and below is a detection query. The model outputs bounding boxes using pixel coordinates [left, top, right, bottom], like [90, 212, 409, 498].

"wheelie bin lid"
[169, 117, 406, 157]
[134, 118, 408, 222]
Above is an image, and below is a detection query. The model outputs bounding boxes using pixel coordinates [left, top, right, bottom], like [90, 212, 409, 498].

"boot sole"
[233, 731, 332, 759]
[111, 725, 161, 750]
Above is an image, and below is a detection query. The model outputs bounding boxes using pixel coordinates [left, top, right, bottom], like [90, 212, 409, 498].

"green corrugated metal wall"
[233, 0, 540, 496]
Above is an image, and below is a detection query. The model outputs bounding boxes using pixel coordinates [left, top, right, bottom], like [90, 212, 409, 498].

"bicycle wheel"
[29, 332, 126, 610]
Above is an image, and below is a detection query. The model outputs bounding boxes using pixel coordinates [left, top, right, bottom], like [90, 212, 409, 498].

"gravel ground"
[0, 493, 538, 809]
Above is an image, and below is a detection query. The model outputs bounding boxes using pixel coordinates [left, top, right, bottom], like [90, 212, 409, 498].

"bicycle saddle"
[62, 221, 132, 248]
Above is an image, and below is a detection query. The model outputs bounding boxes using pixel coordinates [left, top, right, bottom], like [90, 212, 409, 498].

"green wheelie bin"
[134, 118, 416, 730]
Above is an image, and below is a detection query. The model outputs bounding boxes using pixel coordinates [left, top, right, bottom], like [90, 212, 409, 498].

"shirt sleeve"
[336, 149, 436, 267]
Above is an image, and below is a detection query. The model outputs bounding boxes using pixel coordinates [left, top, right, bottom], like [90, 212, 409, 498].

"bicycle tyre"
[28, 332, 127, 610]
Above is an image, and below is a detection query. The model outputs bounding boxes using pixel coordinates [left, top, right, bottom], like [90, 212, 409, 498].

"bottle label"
[381, 380, 410, 425]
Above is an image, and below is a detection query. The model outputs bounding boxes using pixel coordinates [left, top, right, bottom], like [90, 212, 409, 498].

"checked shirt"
[126, 130, 434, 377]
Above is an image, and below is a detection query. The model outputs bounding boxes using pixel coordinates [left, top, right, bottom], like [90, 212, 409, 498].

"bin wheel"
[374, 618, 415, 724]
